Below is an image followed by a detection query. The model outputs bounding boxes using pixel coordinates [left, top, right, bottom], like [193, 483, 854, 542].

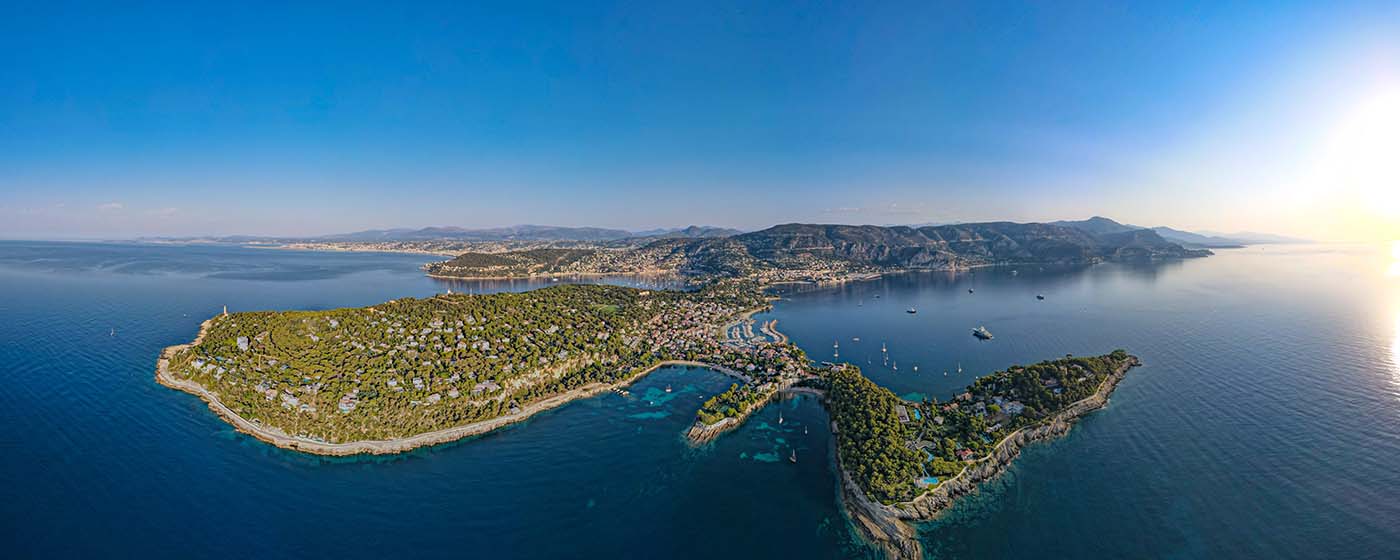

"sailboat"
[957, 362, 963, 374]
[881, 342, 888, 353]
[109, 328, 115, 337]
[912, 365, 918, 372]
[778, 410, 784, 424]
[892, 361, 898, 371]
[804, 425, 809, 435]
[789, 449, 797, 463]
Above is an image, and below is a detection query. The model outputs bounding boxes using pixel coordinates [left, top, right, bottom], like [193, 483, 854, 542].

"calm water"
[758, 244, 1400, 558]
[2, 240, 1398, 558]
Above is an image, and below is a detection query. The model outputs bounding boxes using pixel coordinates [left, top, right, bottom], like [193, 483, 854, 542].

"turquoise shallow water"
[0, 241, 868, 559]
[2, 240, 1398, 558]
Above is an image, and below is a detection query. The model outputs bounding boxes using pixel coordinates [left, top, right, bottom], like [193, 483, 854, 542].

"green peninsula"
[156, 283, 808, 453]
[156, 281, 1139, 560]
[819, 351, 1141, 559]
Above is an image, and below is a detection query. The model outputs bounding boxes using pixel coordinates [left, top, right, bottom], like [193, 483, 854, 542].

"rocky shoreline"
[832, 355, 1141, 559]
[683, 380, 788, 445]
[685, 417, 738, 444]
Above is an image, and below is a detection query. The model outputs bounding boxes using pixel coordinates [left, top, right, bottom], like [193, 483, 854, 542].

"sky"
[2, 1, 1398, 241]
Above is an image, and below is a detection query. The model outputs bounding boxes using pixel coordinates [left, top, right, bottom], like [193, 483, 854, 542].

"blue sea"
[1, 240, 1398, 558]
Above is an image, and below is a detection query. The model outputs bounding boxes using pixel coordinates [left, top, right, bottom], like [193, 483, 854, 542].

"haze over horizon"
[3, 2, 1398, 241]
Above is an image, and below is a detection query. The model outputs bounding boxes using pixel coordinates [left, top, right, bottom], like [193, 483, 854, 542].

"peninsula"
[156, 218, 1159, 559]
[157, 279, 1139, 559]
[815, 351, 1142, 559]
[156, 282, 808, 455]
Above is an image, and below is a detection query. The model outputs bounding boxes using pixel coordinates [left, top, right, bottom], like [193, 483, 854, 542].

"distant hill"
[1145, 227, 1244, 249]
[425, 220, 1211, 279]
[632, 225, 745, 239]
[1196, 230, 1310, 244]
[728, 221, 1208, 271]
[321, 225, 637, 242]
[314, 224, 742, 243]
[1048, 216, 1139, 236]
[1051, 216, 1247, 249]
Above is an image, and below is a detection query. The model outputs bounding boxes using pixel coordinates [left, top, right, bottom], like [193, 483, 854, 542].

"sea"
[1, 240, 1397, 559]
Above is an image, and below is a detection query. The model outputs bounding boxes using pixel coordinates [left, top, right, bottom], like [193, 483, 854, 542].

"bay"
[2, 240, 1397, 558]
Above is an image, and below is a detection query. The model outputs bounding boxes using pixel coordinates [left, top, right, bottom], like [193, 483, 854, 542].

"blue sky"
[2, 1, 1398, 239]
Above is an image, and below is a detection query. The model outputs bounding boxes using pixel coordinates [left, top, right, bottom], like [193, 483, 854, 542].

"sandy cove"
[155, 316, 763, 457]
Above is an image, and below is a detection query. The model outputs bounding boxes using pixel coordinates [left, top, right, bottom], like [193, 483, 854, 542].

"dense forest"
[825, 366, 924, 504]
[915, 351, 1136, 479]
[166, 284, 765, 444]
[824, 351, 1136, 503]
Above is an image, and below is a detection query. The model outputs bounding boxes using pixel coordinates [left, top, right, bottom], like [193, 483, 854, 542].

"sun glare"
[1324, 88, 1400, 220]
[1392, 313, 1400, 377]
[1391, 241, 1400, 277]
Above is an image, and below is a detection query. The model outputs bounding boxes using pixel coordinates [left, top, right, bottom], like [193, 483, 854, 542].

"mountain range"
[147, 218, 1299, 251]
[425, 218, 1214, 279]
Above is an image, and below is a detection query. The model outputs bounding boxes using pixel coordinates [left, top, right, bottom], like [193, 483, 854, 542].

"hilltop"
[1050, 216, 1254, 248]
